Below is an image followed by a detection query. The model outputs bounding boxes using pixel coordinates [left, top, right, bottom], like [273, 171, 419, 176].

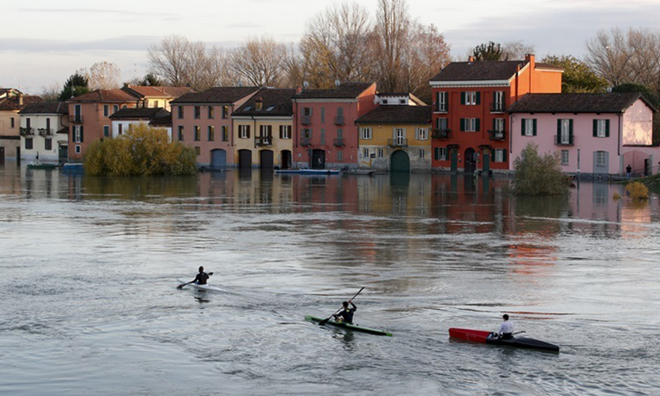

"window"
[361, 127, 373, 139]
[596, 151, 607, 167]
[222, 126, 228, 141]
[435, 147, 447, 161]
[400, 99, 406, 104]
[377, 148, 384, 158]
[25, 138, 33, 150]
[279, 125, 291, 139]
[337, 151, 343, 161]
[194, 106, 201, 119]
[194, 126, 200, 141]
[239, 125, 250, 139]
[461, 91, 479, 105]
[460, 118, 479, 132]
[113, 105, 119, 114]
[521, 118, 537, 136]
[103, 105, 109, 117]
[419, 149, 425, 159]
[337, 128, 343, 138]
[320, 108, 325, 123]
[494, 118, 505, 131]
[394, 128, 406, 145]
[303, 107, 312, 116]
[45, 139, 52, 151]
[594, 119, 609, 138]
[222, 106, 230, 119]
[154, 100, 160, 108]
[178, 126, 184, 141]
[46, 118, 51, 131]
[362, 148, 370, 158]
[436, 118, 448, 130]
[382, 99, 389, 104]
[75, 145, 81, 154]
[73, 125, 83, 143]
[416, 128, 428, 140]
[259, 125, 272, 137]
[494, 149, 507, 163]
[303, 128, 312, 139]
[320, 128, 326, 145]
[118, 124, 123, 135]
[103, 125, 110, 137]
[178, 106, 184, 119]
[561, 150, 569, 165]
[492, 91, 505, 112]
[11, 117, 15, 128]
[208, 126, 215, 141]
[208, 106, 214, 119]
[195, 147, 200, 156]
[558, 119, 572, 144]
[436, 91, 448, 112]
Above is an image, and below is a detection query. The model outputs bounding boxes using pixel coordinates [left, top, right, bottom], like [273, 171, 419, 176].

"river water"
[1, 166, 659, 395]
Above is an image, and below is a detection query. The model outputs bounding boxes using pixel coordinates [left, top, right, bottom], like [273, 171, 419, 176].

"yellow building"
[121, 86, 195, 111]
[356, 105, 432, 172]
[232, 88, 296, 169]
[0, 90, 43, 162]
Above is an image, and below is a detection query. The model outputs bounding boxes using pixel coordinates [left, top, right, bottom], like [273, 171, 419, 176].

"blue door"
[211, 149, 226, 169]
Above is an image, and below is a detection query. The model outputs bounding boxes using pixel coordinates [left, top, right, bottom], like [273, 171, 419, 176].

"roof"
[109, 107, 171, 120]
[295, 82, 375, 99]
[430, 60, 562, 82]
[122, 85, 194, 99]
[171, 86, 260, 104]
[233, 88, 297, 117]
[19, 102, 68, 115]
[355, 105, 432, 125]
[67, 89, 138, 103]
[507, 93, 657, 114]
[149, 113, 172, 127]
[0, 95, 44, 111]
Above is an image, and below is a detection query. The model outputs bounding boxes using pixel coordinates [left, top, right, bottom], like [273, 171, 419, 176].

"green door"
[390, 150, 410, 173]
[482, 149, 490, 173]
[450, 149, 458, 172]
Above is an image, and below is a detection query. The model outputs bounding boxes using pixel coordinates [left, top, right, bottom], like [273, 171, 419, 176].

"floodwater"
[1, 166, 659, 395]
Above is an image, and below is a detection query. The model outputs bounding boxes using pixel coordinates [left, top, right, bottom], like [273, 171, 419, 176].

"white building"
[18, 102, 69, 164]
[109, 107, 172, 141]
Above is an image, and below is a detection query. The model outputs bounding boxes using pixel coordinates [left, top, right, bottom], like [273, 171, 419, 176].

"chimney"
[525, 53, 535, 68]
[255, 97, 263, 111]
[468, 56, 475, 64]
[525, 53, 535, 92]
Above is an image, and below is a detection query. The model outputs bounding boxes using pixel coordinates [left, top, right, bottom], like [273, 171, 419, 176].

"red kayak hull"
[449, 327, 560, 352]
[449, 328, 491, 343]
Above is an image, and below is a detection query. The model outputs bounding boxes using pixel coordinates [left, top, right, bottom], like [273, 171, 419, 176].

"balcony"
[300, 138, 312, 146]
[255, 136, 272, 146]
[38, 128, 53, 137]
[555, 134, 574, 146]
[488, 129, 505, 141]
[301, 115, 312, 125]
[388, 138, 408, 147]
[19, 127, 33, 136]
[334, 116, 344, 125]
[432, 129, 450, 139]
[333, 137, 345, 147]
[435, 105, 448, 114]
[69, 115, 83, 123]
[490, 102, 505, 113]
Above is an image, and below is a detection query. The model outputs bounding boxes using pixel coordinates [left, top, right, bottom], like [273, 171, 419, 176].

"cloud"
[19, 7, 176, 18]
[0, 36, 161, 53]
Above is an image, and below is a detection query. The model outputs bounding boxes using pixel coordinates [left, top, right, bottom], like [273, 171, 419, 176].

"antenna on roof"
[335, 79, 341, 87]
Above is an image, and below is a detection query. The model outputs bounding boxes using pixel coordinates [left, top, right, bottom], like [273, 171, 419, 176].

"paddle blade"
[318, 317, 332, 326]
[177, 283, 186, 289]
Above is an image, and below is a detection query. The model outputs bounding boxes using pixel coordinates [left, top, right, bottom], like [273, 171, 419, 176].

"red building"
[429, 54, 562, 173]
[292, 82, 377, 169]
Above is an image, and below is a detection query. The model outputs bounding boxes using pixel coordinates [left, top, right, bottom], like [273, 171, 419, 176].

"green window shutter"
[557, 119, 561, 136]
[593, 119, 598, 137]
[533, 119, 537, 136]
[491, 149, 495, 162]
[475, 118, 480, 131]
[569, 119, 574, 142]
[476, 92, 481, 105]
[247, 125, 250, 139]
[503, 150, 507, 162]
[460, 118, 465, 131]
[492, 92, 497, 106]
[521, 119, 526, 136]
[461, 92, 466, 105]
[605, 120, 610, 137]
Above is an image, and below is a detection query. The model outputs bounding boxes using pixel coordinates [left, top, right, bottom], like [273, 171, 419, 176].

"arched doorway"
[260, 150, 274, 169]
[311, 149, 325, 169]
[390, 150, 410, 173]
[464, 148, 476, 173]
[281, 150, 292, 169]
[238, 149, 252, 169]
[210, 149, 226, 169]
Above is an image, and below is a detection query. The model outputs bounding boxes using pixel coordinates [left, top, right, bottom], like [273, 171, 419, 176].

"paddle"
[177, 272, 213, 289]
[318, 287, 364, 326]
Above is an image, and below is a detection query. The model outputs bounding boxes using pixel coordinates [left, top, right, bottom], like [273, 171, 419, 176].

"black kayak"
[305, 315, 393, 336]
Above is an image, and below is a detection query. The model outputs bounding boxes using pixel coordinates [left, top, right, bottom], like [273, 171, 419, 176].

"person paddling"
[178, 266, 214, 289]
[333, 300, 357, 324]
[498, 314, 514, 339]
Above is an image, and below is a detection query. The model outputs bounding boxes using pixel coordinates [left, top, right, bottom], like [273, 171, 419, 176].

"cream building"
[19, 102, 69, 164]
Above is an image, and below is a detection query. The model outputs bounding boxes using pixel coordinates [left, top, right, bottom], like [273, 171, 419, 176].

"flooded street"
[1, 167, 659, 395]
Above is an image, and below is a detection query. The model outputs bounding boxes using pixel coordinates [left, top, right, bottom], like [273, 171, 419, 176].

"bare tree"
[148, 35, 191, 87]
[88, 61, 122, 90]
[372, 0, 410, 92]
[228, 36, 287, 87]
[502, 41, 535, 60]
[40, 82, 61, 102]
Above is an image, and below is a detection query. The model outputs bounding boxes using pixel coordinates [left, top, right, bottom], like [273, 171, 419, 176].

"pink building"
[170, 87, 259, 168]
[509, 93, 658, 176]
[292, 82, 377, 169]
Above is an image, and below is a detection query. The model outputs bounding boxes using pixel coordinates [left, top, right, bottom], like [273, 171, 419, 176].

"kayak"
[449, 328, 559, 352]
[305, 315, 392, 336]
[177, 279, 226, 292]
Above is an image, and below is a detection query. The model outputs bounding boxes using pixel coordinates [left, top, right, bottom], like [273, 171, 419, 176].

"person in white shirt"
[498, 314, 514, 339]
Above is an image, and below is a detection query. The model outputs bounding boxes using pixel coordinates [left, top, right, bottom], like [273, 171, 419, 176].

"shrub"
[511, 143, 570, 196]
[612, 192, 621, 200]
[84, 124, 197, 176]
[625, 181, 649, 200]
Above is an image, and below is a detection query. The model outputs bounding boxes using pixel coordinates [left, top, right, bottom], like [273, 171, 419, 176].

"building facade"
[109, 107, 171, 139]
[0, 91, 43, 162]
[121, 85, 194, 111]
[429, 54, 562, 173]
[18, 102, 69, 164]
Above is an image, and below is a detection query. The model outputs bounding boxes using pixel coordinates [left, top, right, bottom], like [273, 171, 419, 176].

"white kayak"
[177, 279, 226, 292]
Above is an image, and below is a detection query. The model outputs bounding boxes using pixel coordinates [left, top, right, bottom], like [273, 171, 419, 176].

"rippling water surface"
[1, 166, 659, 395]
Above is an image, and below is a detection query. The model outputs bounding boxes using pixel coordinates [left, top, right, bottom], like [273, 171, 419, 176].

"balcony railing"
[19, 127, 33, 136]
[300, 138, 312, 146]
[69, 115, 83, 123]
[38, 128, 53, 137]
[255, 136, 272, 146]
[301, 115, 311, 125]
[333, 137, 345, 147]
[555, 134, 574, 146]
[436, 105, 448, 114]
[488, 129, 505, 141]
[334, 116, 344, 125]
[388, 138, 408, 147]
[490, 102, 505, 113]
[432, 129, 450, 139]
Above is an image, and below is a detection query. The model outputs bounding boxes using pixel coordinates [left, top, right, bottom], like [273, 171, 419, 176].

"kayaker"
[333, 301, 357, 324]
[178, 266, 214, 289]
[498, 314, 514, 339]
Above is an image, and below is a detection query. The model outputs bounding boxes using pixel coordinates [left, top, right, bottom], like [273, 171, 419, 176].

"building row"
[1, 54, 657, 176]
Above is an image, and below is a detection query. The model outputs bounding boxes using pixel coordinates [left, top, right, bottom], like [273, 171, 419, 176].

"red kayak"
[449, 328, 560, 352]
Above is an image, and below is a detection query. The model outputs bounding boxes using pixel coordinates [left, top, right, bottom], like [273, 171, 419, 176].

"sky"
[1, 0, 659, 94]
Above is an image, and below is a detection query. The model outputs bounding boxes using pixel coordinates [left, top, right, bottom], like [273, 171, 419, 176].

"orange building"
[429, 54, 562, 173]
